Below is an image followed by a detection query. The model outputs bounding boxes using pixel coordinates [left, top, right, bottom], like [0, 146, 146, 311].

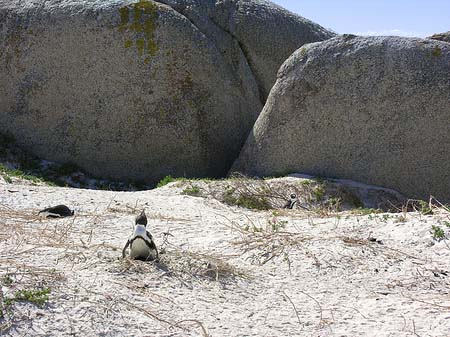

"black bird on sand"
[38, 205, 74, 218]
[122, 210, 159, 261]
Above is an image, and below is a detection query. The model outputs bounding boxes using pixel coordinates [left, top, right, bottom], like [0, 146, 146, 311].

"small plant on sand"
[418, 200, 433, 215]
[156, 175, 200, 188]
[442, 221, 450, 228]
[220, 179, 274, 211]
[1, 276, 13, 286]
[225, 191, 271, 210]
[381, 214, 392, 222]
[182, 184, 201, 196]
[312, 183, 326, 202]
[1, 287, 51, 322]
[5, 288, 51, 308]
[394, 215, 407, 223]
[431, 225, 445, 241]
[225, 216, 308, 267]
[325, 196, 343, 212]
[269, 218, 288, 232]
[0, 163, 50, 185]
[353, 207, 381, 216]
[157, 175, 177, 187]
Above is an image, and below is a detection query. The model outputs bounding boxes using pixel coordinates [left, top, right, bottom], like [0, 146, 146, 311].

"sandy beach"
[0, 177, 449, 336]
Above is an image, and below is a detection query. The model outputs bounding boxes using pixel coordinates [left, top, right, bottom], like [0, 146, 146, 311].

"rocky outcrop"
[156, 0, 335, 100]
[232, 35, 450, 201]
[0, 0, 334, 184]
[428, 31, 450, 43]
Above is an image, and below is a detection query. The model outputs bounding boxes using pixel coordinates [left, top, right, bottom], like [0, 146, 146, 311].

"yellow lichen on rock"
[432, 46, 442, 57]
[119, 0, 159, 60]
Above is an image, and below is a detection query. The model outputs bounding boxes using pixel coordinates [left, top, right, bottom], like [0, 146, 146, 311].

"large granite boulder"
[232, 35, 450, 200]
[157, 0, 335, 100]
[428, 31, 450, 43]
[0, 0, 334, 184]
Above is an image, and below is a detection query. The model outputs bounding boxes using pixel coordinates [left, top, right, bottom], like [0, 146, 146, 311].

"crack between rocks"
[208, 15, 267, 104]
[150, 0, 263, 176]
[151, 1, 203, 39]
[151, 0, 264, 106]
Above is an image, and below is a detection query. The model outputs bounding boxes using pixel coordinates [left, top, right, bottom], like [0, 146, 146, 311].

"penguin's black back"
[39, 204, 74, 217]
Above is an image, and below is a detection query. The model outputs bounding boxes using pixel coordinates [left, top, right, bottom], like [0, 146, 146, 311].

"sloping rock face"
[157, 0, 335, 100]
[232, 35, 450, 200]
[0, 0, 334, 184]
[428, 31, 450, 43]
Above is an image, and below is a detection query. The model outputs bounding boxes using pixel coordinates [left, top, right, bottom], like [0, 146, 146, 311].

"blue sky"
[272, 0, 450, 38]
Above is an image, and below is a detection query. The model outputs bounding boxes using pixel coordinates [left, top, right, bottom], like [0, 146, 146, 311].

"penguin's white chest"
[133, 225, 147, 238]
[129, 225, 156, 260]
[130, 238, 151, 259]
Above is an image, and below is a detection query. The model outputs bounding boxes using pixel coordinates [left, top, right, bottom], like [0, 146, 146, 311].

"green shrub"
[182, 185, 201, 196]
[157, 175, 176, 188]
[226, 194, 270, 210]
[418, 200, 433, 215]
[431, 225, 445, 240]
[13, 288, 50, 307]
[3, 287, 51, 309]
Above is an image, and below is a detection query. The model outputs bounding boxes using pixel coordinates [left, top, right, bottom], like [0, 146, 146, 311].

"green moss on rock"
[124, 39, 133, 48]
[119, 6, 130, 32]
[432, 46, 442, 57]
[136, 38, 145, 55]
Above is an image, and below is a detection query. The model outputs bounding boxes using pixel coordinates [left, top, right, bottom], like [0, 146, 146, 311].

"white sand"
[1, 178, 450, 336]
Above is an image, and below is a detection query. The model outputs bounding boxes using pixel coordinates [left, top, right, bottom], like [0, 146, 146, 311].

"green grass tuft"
[3, 287, 51, 309]
[432, 46, 442, 57]
[418, 200, 433, 215]
[182, 184, 201, 196]
[353, 207, 382, 215]
[223, 190, 271, 210]
[0, 163, 52, 185]
[313, 184, 326, 201]
[431, 225, 445, 240]
[1, 276, 13, 286]
[157, 175, 178, 188]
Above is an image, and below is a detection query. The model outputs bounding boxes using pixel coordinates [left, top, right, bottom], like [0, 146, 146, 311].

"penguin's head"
[135, 210, 147, 226]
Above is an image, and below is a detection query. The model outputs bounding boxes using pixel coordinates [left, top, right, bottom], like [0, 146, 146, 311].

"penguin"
[283, 194, 298, 209]
[38, 205, 74, 218]
[122, 210, 159, 261]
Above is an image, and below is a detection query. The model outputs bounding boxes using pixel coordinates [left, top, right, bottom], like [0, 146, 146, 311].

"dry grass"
[220, 214, 312, 267]
[2, 186, 450, 335]
[0, 203, 213, 336]
[160, 247, 248, 282]
[65, 285, 210, 337]
[175, 174, 405, 216]
[206, 173, 328, 211]
[218, 208, 437, 275]
[115, 244, 247, 284]
[0, 260, 65, 334]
